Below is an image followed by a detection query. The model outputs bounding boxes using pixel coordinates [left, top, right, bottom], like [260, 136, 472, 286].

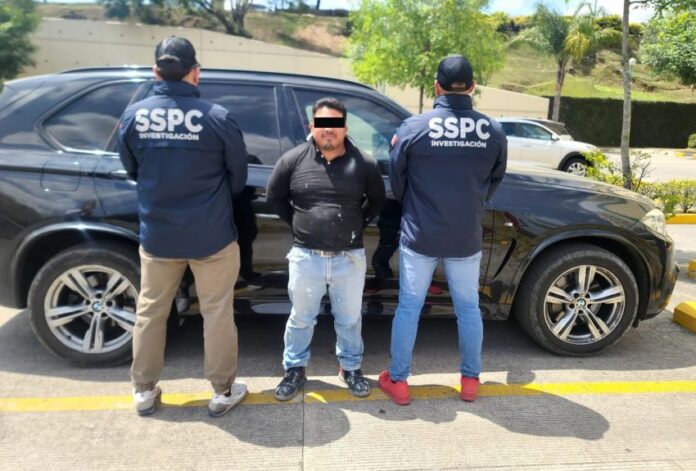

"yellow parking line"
[1, 380, 696, 413]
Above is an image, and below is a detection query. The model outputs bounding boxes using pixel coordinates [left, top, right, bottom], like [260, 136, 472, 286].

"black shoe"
[274, 367, 306, 401]
[339, 368, 371, 397]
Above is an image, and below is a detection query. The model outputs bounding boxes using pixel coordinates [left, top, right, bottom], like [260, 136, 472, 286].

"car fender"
[506, 228, 652, 306]
[11, 222, 139, 307]
[558, 151, 584, 170]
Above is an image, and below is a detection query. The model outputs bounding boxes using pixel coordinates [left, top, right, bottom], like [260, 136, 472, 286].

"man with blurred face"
[266, 98, 386, 401]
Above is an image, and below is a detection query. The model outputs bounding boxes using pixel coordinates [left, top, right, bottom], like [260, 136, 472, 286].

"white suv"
[498, 118, 597, 176]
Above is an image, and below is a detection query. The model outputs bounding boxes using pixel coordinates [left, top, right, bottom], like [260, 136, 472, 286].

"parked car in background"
[498, 117, 597, 176]
[0, 68, 677, 365]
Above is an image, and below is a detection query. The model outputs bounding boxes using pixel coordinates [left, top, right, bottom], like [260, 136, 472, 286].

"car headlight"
[641, 208, 668, 236]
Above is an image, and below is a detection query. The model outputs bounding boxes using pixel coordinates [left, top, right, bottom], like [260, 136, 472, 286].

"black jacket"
[118, 81, 248, 258]
[266, 138, 385, 251]
[389, 94, 507, 257]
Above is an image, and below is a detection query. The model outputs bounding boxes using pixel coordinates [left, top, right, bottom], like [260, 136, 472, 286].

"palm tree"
[512, 1, 619, 122]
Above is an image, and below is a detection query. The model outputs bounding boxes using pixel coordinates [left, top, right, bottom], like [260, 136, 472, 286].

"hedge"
[546, 97, 696, 148]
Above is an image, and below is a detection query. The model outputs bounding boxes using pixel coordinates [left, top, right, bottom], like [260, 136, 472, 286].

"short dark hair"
[312, 97, 347, 118]
[156, 66, 192, 82]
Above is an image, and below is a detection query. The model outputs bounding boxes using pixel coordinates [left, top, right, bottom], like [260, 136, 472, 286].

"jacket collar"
[433, 94, 473, 111]
[152, 80, 201, 98]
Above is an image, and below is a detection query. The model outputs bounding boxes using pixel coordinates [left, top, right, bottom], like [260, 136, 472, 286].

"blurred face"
[311, 107, 347, 153]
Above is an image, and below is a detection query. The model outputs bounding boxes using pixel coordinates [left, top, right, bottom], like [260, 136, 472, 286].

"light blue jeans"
[389, 245, 483, 381]
[283, 246, 366, 371]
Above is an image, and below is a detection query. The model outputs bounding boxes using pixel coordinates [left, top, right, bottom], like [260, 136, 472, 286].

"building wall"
[24, 18, 549, 118]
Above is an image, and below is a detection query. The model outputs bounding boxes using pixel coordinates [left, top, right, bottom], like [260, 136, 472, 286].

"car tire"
[515, 243, 638, 356]
[28, 243, 140, 366]
[561, 156, 589, 176]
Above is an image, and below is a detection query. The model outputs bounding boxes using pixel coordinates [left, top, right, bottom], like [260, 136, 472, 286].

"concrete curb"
[673, 302, 696, 333]
[605, 148, 696, 157]
[666, 214, 696, 224]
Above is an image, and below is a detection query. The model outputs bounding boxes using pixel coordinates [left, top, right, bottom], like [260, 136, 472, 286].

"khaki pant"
[131, 241, 240, 394]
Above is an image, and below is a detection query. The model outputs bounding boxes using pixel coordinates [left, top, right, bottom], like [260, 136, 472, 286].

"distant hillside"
[36, 4, 348, 57]
[37, 3, 696, 103]
[490, 44, 696, 103]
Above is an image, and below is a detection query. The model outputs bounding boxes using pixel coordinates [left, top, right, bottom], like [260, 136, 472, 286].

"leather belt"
[308, 249, 344, 257]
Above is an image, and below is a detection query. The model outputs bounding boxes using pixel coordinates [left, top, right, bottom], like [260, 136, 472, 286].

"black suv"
[0, 67, 678, 365]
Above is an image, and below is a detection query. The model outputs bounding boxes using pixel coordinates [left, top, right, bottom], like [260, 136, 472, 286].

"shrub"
[688, 133, 696, 148]
[677, 180, 696, 213]
[583, 150, 695, 215]
[655, 181, 681, 215]
[583, 149, 652, 191]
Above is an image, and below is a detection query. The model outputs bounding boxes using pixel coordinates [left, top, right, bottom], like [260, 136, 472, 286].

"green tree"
[512, 2, 571, 119]
[347, 0, 504, 113]
[618, 0, 694, 190]
[179, 0, 253, 36]
[512, 2, 619, 122]
[101, 0, 253, 36]
[640, 11, 696, 87]
[100, 0, 171, 24]
[100, 0, 130, 20]
[0, 0, 40, 83]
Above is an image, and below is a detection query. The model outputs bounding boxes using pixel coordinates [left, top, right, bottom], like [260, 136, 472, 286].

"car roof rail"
[60, 66, 150, 74]
[58, 66, 376, 91]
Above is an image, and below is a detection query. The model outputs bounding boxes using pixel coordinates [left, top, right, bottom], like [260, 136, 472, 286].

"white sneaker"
[208, 382, 248, 417]
[134, 386, 162, 416]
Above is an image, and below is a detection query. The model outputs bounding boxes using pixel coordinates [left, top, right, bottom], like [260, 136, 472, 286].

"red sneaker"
[460, 376, 480, 402]
[378, 371, 410, 405]
[427, 284, 444, 295]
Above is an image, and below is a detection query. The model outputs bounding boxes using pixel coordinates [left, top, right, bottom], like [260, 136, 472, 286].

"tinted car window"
[292, 89, 403, 163]
[519, 123, 553, 141]
[200, 83, 280, 165]
[501, 122, 517, 137]
[43, 82, 140, 151]
[531, 120, 570, 137]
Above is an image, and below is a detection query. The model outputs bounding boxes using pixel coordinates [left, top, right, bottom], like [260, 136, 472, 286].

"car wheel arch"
[558, 152, 586, 170]
[509, 234, 651, 321]
[12, 223, 139, 308]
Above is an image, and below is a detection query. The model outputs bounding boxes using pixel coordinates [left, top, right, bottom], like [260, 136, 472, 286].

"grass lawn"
[489, 45, 696, 103]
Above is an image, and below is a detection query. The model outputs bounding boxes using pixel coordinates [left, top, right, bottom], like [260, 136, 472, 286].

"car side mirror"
[551, 134, 560, 141]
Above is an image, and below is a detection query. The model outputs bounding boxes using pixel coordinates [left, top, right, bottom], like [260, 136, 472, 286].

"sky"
[46, 0, 657, 23]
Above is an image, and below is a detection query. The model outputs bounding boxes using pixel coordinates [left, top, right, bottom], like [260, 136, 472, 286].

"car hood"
[505, 163, 655, 207]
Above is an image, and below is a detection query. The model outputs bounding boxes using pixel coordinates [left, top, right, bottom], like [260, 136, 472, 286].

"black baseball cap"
[436, 55, 474, 91]
[155, 36, 199, 72]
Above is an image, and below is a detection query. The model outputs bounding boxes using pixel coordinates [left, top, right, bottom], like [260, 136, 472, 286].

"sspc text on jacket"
[118, 80, 248, 258]
[389, 94, 507, 258]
